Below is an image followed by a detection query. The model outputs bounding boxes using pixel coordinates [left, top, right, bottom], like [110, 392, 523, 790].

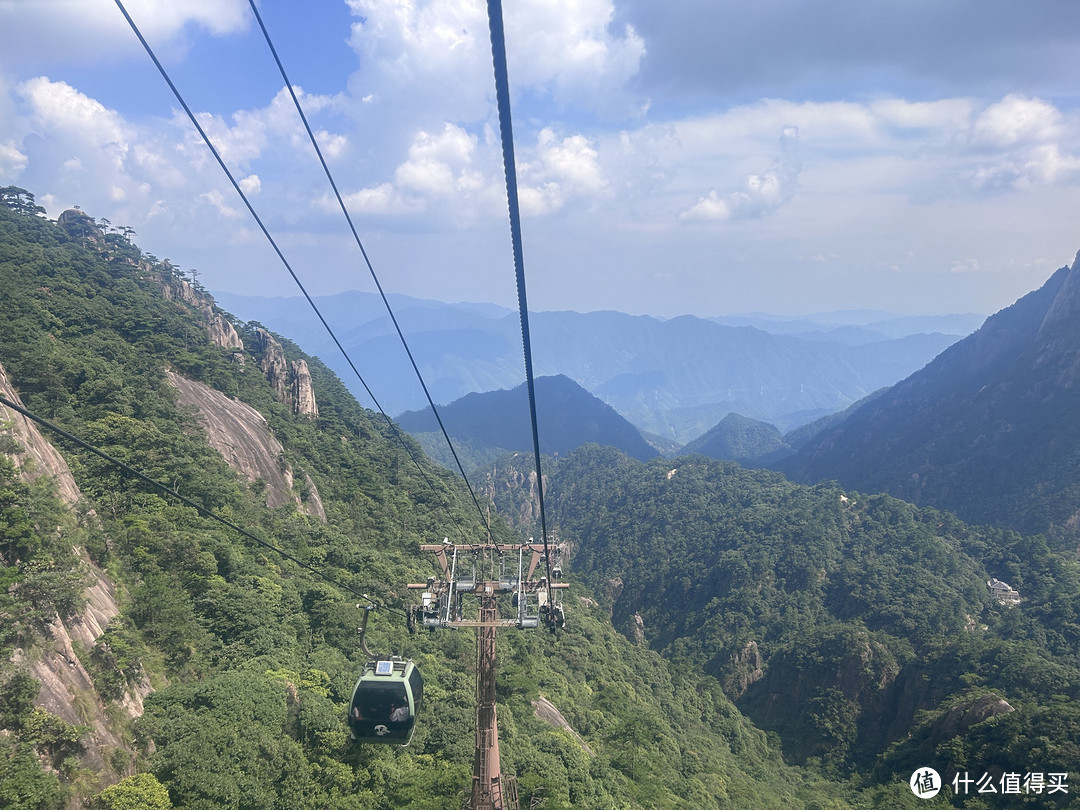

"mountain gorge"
[5, 188, 1080, 809]
[550, 445, 1080, 788]
[0, 191, 863, 808]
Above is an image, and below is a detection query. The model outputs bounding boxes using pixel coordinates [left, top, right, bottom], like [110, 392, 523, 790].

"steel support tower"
[410, 542, 565, 810]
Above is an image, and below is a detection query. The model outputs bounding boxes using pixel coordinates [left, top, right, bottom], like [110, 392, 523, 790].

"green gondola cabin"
[348, 658, 423, 745]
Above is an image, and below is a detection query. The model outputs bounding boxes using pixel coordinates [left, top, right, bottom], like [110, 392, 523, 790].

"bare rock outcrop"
[57, 208, 100, 239]
[168, 371, 326, 521]
[205, 308, 244, 351]
[723, 640, 765, 699]
[533, 696, 595, 756]
[291, 359, 319, 418]
[253, 328, 290, 402]
[159, 276, 244, 351]
[250, 329, 319, 417]
[0, 363, 82, 506]
[628, 612, 646, 645]
[22, 551, 152, 778]
[2, 360, 147, 781]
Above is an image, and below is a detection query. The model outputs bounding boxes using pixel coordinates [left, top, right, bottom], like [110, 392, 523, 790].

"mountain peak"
[1036, 251, 1080, 372]
[776, 252, 1080, 538]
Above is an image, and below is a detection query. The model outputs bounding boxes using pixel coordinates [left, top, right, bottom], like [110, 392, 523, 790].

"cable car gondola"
[348, 603, 423, 746]
[347, 656, 423, 745]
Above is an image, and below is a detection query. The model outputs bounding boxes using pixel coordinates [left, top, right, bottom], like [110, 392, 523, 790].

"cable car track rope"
[247, 0, 487, 530]
[485, 0, 553, 577]
[0, 393, 407, 609]
[112, 0, 489, 539]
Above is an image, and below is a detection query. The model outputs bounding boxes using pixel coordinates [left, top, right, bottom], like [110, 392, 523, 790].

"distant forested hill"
[1, 189, 867, 808]
[397, 374, 659, 471]
[776, 253, 1080, 540]
[680, 412, 788, 463]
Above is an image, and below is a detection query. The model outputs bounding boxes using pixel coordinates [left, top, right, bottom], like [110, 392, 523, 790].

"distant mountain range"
[215, 291, 976, 444]
[774, 252, 1080, 539]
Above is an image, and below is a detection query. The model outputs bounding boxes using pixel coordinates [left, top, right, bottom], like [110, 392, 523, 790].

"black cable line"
[112, 0, 484, 537]
[246, 0, 488, 533]
[485, 0, 552, 578]
[0, 393, 371, 601]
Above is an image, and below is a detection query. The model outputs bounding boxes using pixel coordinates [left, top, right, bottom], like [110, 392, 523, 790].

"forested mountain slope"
[776, 253, 1080, 540]
[0, 191, 866, 808]
[551, 445, 1080, 790]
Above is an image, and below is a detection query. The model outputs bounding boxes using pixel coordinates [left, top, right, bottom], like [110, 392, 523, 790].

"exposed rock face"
[628, 612, 646, 645]
[738, 628, 902, 764]
[533, 696, 595, 756]
[57, 208, 99, 239]
[1, 360, 147, 782]
[168, 371, 326, 521]
[23, 551, 152, 778]
[205, 308, 244, 350]
[253, 328, 290, 403]
[723, 640, 765, 699]
[291, 359, 318, 418]
[0, 363, 82, 506]
[605, 577, 624, 619]
[159, 276, 244, 351]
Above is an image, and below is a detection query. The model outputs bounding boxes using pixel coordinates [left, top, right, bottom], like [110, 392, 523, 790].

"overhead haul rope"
[0, 393, 411, 611]
[113, 0, 487, 540]
[485, 0, 552, 574]
[245, 0, 488, 532]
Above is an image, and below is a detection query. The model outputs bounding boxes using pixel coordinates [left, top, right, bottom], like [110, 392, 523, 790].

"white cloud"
[949, 257, 982, 274]
[679, 126, 800, 222]
[239, 174, 261, 195]
[507, 0, 646, 116]
[0, 0, 250, 67]
[533, 129, 605, 194]
[177, 85, 347, 170]
[972, 94, 1060, 148]
[339, 182, 398, 214]
[313, 130, 348, 160]
[332, 122, 491, 215]
[519, 128, 607, 215]
[18, 76, 131, 151]
[345, 0, 646, 120]
[199, 189, 242, 218]
[679, 190, 731, 222]
[0, 139, 28, 179]
[395, 123, 478, 196]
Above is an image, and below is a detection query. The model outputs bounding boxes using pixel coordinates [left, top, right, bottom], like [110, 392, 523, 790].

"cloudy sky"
[3, 0, 1080, 318]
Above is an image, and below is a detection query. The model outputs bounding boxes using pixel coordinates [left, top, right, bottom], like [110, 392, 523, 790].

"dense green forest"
[550, 446, 1080, 805]
[0, 192, 865, 808]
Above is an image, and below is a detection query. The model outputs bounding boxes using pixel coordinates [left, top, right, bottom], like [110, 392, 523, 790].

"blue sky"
[3, 0, 1080, 318]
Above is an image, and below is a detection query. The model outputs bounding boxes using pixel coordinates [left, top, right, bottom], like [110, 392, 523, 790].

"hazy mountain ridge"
[217, 291, 969, 443]
[681, 412, 789, 463]
[775, 253, 1080, 539]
